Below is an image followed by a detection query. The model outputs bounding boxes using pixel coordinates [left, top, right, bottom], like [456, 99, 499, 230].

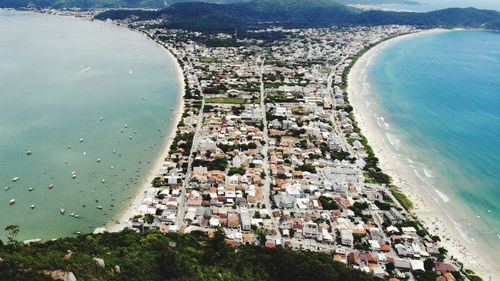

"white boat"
[60, 208, 65, 215]
[12, 177, 20, 182]
[80, 138, 84, 143]
[97, 158, 101, 163]
[9, 199, 15, 205]
[48, 184, 54, 189]
[68, 145, 72, 149]
[83, 152, 87, 156]
[28, 187, 34, 191]
[99, 117, 104, 121]
[30, 204, 35, 209]
[96, 205, 103, 209]
[5, 187, 10, 191]
[124, 124, 128, 128]
[26, 150, 32, 155]
[74, 214, 80, 218]
[70, 213, 75, 217]
[101, 179, 106, 183]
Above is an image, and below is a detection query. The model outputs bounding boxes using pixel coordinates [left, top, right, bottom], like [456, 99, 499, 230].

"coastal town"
[28, 8, 485, 281]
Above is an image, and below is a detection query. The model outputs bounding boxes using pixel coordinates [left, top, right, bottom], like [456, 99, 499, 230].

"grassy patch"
[390, 185, 413, 210]
[206, 98, 260, 104]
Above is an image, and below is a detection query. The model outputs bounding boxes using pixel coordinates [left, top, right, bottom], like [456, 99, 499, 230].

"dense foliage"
[94, 0, 500, 33]
[0, 229, 382, 281]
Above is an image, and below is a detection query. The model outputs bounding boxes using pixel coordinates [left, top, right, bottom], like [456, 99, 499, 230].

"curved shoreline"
[347, 29, 499, 279]
[105, 32, 185, 233]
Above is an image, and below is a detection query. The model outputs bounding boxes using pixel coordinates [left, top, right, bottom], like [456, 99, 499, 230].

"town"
[36, 8, 465, 281]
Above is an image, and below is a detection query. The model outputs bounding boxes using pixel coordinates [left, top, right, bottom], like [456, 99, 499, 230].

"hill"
[94, 0, 500, 32]
[0, 229, 381, 281]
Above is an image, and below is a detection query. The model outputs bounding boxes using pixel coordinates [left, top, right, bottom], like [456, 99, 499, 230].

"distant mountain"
[95, 0, 500, 32]
[0, 0, 251, 9]
[0, 0, 167, 9]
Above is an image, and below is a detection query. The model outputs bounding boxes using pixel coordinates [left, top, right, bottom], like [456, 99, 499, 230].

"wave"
[435, 188, 450, 203]
[385, 132, 400, 151]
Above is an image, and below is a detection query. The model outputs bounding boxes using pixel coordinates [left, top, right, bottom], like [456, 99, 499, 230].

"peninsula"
[1, 1, 499, 281]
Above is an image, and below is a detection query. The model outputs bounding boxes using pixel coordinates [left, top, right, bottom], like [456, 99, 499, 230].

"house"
[240, 209, 251, 231]
[340, 229, 353, 246]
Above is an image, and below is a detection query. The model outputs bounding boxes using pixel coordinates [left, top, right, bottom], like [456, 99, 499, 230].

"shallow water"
[0, 11, 181, 240]
[367, 30, 500, 259]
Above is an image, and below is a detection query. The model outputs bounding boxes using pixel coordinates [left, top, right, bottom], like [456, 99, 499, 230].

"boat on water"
[99, 117, 104, 121]
[70, 213, 75, 217]
[9, 199, 15, 205]
[80, 138, 84, 143]
[96, 205, 103, 209]
[12, 177, 20, 182]
[60, 208, 65, 215]
[5, 186, 10, 191]
[48, 184, 54, 189]
[26, 150, 32, 155]
[28, 187, 34, 191]
[30, 204, 35, 209]
[97, 158, 101, 163]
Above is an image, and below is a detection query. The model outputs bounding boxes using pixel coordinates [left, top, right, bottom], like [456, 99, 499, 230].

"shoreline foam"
[347, 29, 500, 279]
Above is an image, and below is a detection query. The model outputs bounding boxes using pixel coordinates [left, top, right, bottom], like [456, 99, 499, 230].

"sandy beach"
[106, 39, 185, 233]
[348, 29, 499, 279]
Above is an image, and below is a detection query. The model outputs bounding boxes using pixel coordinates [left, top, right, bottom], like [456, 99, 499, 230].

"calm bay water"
[367, 30, 500, 254]
[0, 11, 181, 240]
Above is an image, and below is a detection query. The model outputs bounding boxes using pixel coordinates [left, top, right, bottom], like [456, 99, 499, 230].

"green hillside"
[0, 229, 381, 281]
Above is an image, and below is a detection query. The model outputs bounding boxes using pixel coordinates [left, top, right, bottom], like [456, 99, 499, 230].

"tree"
[424, 258, 435, 271]
[5, 225, 19, 247]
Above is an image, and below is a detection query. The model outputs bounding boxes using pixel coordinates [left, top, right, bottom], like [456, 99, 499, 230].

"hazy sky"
[362, 0, 500, 11]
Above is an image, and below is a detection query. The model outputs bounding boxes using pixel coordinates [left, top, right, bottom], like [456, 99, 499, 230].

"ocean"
[366, 30, 500, 260]
[0, 11, 181, 240]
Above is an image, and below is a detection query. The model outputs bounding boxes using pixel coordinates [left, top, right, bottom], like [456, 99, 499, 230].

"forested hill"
[0, 0, 250, 9]
[0, 229, 381, 281]
[94, 0, 500, 32]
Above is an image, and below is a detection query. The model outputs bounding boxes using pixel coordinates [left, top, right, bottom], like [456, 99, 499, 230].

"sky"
[354, 0, 500, 12]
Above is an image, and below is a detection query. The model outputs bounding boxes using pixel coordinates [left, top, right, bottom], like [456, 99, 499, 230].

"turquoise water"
[367, 30, 500, 254]
[0, 11, 181, 240]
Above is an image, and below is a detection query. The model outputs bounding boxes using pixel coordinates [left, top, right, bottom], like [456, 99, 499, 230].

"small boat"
[124, 124, 128, 128]
[96, 205, 103, 210]
[28, 187, 34, 192]
[9, 199, 15, 205]
[97, 158, 101, 163]
[5, 186, 10, 191]
[60, 208, 65, 215]
[80, 138, 84, 143]
[99, 117, 104, 121]
[101, 179, 106, 183]
[48, 184, 54, 190]
[26, 150, 32, 156]
[129, 136, 133, 140]
[75, 231, 82, 235]
[488, 210, 492, 213]
[72, 174, 77, 179]
[12, 177, 20, 182]
[68, 145, 72, 149]
[170, 107, 174, 111]
[74, 214, 80, 218]
[120, 129, 124, 133]
[70, 213, 75, 217]
[83, 152, 87, 156]
[30, 204, 35, 209]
